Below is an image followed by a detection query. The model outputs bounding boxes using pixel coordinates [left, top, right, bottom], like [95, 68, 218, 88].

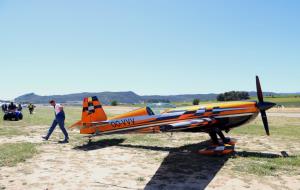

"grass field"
[252, 96, 300, 107]
[233, 153, 300, 176]
[231, 116, 300, 139]
[0, 143, 38, 167]
[172, 95, 300, 107]
[0, 106, 82, 127]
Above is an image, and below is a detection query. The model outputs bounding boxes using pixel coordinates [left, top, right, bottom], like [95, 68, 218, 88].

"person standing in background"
[1, 104, 7, 112]
[28, 103, 35, 114]
[17, 103, 22, 111]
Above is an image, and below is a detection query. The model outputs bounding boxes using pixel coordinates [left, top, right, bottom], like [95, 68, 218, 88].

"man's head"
[49, 100, 56, 106]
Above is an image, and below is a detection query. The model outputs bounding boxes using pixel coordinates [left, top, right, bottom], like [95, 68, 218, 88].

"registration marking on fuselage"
[110, 118, 135, 128]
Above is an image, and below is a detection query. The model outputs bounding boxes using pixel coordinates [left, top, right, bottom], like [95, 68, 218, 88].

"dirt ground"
[0, 107, 300, 190]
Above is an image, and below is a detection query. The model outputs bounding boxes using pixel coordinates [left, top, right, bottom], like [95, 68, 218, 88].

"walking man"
[42, 100, 69, 143]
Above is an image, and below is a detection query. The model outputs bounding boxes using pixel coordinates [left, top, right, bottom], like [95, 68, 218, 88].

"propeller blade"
[260, 110, 270, 136]
[256, 75, 264, 103]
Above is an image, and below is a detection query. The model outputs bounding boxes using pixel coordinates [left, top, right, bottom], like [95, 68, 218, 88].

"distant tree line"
[111, 100, 118, 106]
[217, 91, 250, 101]
[146, 99, 170, 103]
[192, 98, 200, 105]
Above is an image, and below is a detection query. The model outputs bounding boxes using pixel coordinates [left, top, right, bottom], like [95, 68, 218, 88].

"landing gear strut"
[88, 137, 92, 144]
[208, 128, 231, 145]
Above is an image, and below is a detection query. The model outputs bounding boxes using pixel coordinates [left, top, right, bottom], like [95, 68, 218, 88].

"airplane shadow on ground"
[74, 138, 126, 151]
[74, 138, 284, 190]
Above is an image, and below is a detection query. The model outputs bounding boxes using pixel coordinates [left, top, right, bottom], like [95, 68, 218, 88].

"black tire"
[19, 113, 23, 120]
[3, 115, 7, 120]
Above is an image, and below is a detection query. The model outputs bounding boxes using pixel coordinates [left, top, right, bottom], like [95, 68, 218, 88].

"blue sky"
[0, 0, 299, 99]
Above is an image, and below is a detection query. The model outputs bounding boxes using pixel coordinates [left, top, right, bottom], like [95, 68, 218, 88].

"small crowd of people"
[1, 102, 35, 113]
[1, 102, 22, 112]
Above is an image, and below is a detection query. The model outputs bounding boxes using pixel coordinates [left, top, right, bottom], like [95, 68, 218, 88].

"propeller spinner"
[256, 76, 276, 136]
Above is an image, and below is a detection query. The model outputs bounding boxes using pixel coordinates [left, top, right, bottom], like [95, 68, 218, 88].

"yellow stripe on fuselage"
[164, 101, 257, 112]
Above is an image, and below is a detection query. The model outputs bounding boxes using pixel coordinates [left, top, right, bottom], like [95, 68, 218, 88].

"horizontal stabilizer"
[69, 120, 83, 129]
[69, 120, 108, 129]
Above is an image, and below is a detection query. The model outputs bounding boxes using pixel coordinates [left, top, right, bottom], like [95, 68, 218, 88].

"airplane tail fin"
[82, 96, 107, 123]
[69, 96, 107, 129]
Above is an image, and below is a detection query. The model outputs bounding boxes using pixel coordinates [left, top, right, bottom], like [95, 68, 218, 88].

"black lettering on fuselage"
[110, 118, 135, 128]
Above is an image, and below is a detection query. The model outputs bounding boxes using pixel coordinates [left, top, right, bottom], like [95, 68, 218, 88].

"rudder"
[81, 96, 107, 124]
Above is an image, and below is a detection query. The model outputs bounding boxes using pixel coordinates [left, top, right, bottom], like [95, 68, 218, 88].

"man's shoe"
[42, 136, 48, 141]
[58, 139, 69, 144]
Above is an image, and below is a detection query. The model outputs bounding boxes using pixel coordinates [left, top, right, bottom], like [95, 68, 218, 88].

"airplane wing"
[87, 117, 215, 137]
[162, 118, 214, 131]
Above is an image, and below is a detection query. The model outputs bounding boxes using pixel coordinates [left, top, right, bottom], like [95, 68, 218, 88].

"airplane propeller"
[256, 76, 276, 136]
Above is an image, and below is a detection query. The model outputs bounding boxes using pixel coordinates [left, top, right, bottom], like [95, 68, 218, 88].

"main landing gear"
[88, 137, 93, 144]
[208, 128, 233, 145]
[199, 128, 236, 155]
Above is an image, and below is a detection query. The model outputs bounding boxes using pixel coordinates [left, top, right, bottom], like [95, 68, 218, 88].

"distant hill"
[0, 100, 10, 103]
[15, 91, 300, 104]
[15, 92, 215, 104]
[142, 94, 218, 102]
[15, 92, 142, 104]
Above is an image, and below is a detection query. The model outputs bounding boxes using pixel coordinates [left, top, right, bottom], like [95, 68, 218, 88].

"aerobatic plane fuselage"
[70, 76, 275, 154]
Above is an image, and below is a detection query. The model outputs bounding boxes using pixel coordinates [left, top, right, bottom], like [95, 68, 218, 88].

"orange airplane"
[70, 76, 276, 155]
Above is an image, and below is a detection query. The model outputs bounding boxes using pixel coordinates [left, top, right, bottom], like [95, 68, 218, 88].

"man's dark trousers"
[45, 112, 68, 140]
